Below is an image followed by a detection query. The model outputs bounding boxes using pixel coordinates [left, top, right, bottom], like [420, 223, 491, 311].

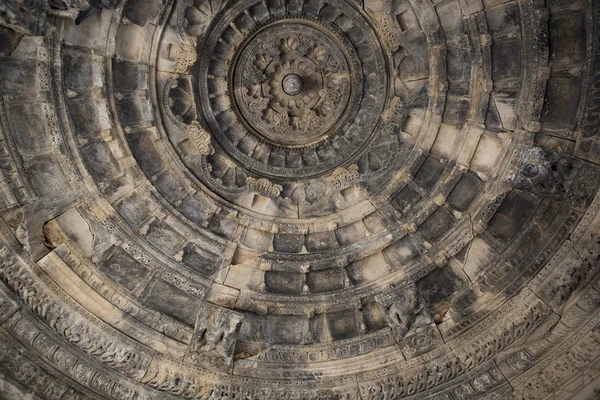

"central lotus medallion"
[232, 21, 354, 147]
[198, 8, 387, 179]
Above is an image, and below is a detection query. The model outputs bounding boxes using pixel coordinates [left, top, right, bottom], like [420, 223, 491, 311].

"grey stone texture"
[0, 0, 599, 399]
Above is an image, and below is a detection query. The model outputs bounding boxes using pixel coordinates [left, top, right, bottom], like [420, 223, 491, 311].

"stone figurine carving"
[513, 146, 600, 208]
[187, 305, 243, 372]
[376, 284, 434, 341]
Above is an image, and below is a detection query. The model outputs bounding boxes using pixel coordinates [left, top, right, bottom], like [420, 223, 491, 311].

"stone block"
[182, 243, 220, 278]
[114, 192, 154, 229]
[392, 184, 423, 213]
[99, 245, 150, 292]
[485, 2, 520, 37]
[67, 97, 112, 137]
[154, 171, 187, 203]
[262, 314, 308, 344]
[142, 278, 199, 325]
[306, 230, 339, 252]
[346, 252, 393, 284]
[492, 39, 521, 81]
[6, 102, 52, 156]
[306, 268, 346, 293]
[0, 57, 38, 95]
[548, 11, 586, 67]
[447, 172, 484, 212]
[264, 271, 304, 295]
[541, 76, 581, 129]
[487, 190, 538, 241]
[79, 141, 122, 182]
[336, 221, 368, 246]
[414, 156, 445, 190]
[419, 206, 455, 242]
[145, 220, 186, 256]
[126, 130, 164, 176]
[326, 309, 361, 341]
[112, 59, 148, 91]
[383, 236, 422, 267]
[273, 233, 304, 253]
[26, 155, 73, 204]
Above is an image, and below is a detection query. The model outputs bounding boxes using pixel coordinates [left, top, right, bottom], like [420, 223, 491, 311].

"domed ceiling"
[0, 0, 600, 398]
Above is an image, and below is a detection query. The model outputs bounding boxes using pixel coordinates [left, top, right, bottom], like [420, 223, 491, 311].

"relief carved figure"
[377, 284, 434, 341]
[187, 304, 243, 372]
[512, 146, 572, 200]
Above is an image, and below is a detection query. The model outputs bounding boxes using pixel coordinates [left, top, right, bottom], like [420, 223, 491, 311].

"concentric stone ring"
[198, 2, 387, 178]
[2, 0, 600, 398]
[231, 20, 355, 147]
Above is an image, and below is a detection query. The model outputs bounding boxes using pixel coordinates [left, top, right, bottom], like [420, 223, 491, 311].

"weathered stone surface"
[141, 278, 199, 325]
[99, 245, 150, 292]
[0, 0, 599, 398]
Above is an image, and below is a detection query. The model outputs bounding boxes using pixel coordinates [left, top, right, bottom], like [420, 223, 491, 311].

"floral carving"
[325, 165, 360, 189]
[174, 37, 198, 74]
[307, 44, 327, 62]
[253, 53, 272, 70]
[251, 43, 326, 130]
[247, 177, 283, 198]
[233, 24, 354, 147]
[279, 36, 299, 53]
[187, 121, 214, 156]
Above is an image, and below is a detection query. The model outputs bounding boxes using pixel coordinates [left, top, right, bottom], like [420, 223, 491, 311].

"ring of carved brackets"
[198, 7, 385, 180]
[158, 0, 430, 214]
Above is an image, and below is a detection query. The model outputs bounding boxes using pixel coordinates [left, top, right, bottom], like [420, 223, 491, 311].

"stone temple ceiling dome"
[0, 0, 600, 398]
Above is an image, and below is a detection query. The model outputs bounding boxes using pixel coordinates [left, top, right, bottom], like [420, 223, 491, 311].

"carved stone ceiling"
[0, 0, 600, 399]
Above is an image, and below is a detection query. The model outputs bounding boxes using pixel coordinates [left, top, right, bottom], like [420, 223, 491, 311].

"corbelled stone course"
[0, 0, 599, 398]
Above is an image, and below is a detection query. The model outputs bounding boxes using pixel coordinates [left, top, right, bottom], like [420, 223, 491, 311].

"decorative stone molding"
[186, 303, 243, 372]
[0, 0, 599, 398]
[247, 177, 282, 198]
[174, 37, 198, 74]
[187, 121, 214, 156]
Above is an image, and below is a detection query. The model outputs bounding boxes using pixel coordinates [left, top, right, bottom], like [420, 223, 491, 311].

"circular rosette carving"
[197, 3, 388, 179]
[232, 23, 354, 146]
